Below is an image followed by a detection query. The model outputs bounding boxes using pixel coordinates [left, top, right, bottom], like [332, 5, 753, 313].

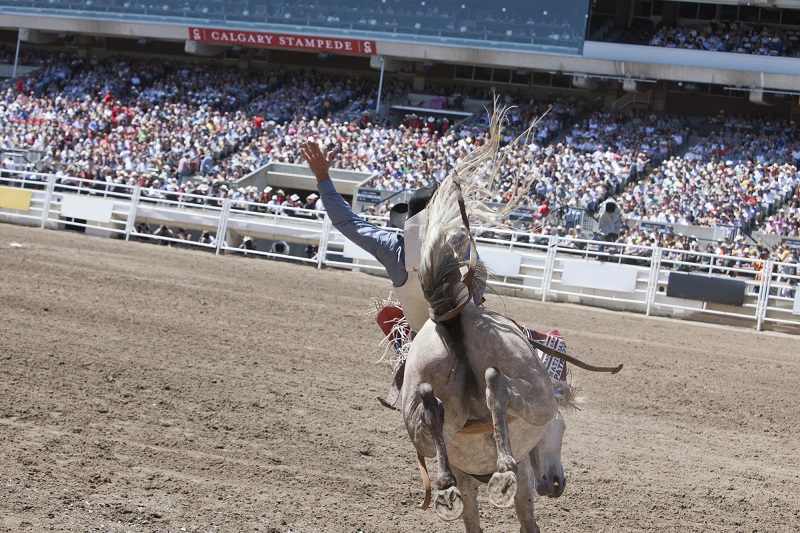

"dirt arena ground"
[2, 222, 799, 532]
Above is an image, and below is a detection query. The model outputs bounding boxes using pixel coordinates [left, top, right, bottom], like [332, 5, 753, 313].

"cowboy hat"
[388, 187, 436, 229]
[388, 203, 409, 229]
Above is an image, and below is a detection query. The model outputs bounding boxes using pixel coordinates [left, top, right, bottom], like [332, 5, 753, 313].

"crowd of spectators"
[615, 113, 800, 237]
[611, 226, 797, 290]
[645, 20, 799, 57]
[510, 212, 797, 288]
[0, 45, 51, 68]
[1, 52, 392, 197]
[2, 48, 800, 254]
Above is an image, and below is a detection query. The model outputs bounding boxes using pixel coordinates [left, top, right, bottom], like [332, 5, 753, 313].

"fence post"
[216, 198, 231, 256]
[40, 175, 56, 229]
[755, 260, 774, 331]
[125, 185, 141, 241]
[645, 246, 662, 316]
[541, 234, 558, 302]
[317, 215, 332, 270]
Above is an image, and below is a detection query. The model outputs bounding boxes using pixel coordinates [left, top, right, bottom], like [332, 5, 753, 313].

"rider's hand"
[300, 141, 334, 184]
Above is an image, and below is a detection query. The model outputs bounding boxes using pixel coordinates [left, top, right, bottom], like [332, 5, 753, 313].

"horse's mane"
[418, 101, 545, 317]
[414, 103, 587, 413]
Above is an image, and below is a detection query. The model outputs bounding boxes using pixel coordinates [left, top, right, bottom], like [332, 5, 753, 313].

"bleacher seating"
[2, 47, 799, 249]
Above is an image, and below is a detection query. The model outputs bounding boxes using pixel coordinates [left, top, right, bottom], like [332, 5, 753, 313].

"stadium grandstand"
[1, 0, 799, 330]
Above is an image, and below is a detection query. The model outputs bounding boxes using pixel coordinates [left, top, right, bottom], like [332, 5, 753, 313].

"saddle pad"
[524, 328, 568, 382]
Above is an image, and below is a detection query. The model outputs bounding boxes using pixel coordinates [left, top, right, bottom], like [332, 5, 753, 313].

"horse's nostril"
[549, 478, 566, 498]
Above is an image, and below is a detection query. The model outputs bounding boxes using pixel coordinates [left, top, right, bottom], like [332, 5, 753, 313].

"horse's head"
[531, 412, 566, 498]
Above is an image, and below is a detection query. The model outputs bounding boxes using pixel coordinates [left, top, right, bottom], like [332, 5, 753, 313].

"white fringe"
[552, 369, 584, 412]
[369, 292, 413, 373]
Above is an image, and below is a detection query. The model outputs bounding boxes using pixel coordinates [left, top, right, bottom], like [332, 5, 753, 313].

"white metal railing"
[1, 171, 798, 334]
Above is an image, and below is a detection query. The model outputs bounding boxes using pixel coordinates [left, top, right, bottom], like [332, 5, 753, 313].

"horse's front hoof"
[434, 486, 463, 521]
[487, 471, 517, 508]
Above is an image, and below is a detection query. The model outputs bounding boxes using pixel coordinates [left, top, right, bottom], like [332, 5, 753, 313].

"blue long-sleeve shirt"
[318, 178, 486, 305]
[317, 178, 409, 287]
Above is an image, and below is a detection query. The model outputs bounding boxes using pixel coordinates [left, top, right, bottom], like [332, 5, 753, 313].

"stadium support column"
[12, 31, 20, 78]
[370, 56, 401, 117]
[376, 56, 385, 116]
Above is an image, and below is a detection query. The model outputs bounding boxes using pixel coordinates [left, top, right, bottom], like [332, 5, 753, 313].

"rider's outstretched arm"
[300, 140, 408, 288]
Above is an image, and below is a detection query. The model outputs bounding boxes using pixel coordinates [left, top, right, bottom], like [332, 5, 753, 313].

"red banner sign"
[188, 27, 376, 55]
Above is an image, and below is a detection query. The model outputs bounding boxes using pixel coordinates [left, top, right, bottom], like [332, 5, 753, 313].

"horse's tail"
[418, 101, 544, 321]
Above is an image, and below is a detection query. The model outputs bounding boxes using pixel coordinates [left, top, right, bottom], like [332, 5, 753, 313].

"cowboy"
[300, 140, 449, 333]
[299, 141, 569, 406]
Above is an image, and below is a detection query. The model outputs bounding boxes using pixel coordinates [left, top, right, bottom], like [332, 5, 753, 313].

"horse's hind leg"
[484, 366, 518, 508]
[418, 383, 463, 522]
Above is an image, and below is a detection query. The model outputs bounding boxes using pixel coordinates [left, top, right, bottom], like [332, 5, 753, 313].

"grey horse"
[400, 105, 571, 532]
[401, 304, 565, 532]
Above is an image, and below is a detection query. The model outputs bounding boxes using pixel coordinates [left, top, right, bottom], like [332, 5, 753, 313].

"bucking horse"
[398, 106, 619, 532]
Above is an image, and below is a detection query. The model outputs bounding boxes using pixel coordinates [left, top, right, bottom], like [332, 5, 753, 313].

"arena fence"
[2, 171, 798, 334]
